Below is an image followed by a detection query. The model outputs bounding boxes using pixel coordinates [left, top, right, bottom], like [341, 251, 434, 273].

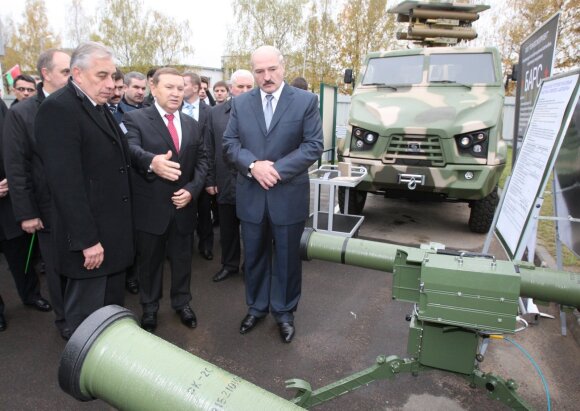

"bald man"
[223, 46, 323, 343]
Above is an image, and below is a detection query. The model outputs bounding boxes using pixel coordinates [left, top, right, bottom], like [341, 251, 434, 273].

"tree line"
[1, 0, 578, 95]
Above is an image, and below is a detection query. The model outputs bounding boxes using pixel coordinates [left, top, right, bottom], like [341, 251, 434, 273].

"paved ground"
[0, 192, 578, 410]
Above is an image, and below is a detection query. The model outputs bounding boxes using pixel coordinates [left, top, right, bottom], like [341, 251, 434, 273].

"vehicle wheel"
[338, 188, 367, 214]
[468, 187, 499, 233]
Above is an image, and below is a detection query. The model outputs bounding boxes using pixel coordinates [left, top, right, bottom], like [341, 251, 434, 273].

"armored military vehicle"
[338, 0, 507, 233]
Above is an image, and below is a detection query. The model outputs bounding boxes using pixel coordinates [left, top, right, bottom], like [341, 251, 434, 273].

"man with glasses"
[11, 75, 37, 106]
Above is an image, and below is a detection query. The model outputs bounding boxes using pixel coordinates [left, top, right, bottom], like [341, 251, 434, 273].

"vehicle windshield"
[362, 55, 423, 86]
[361, 53, 497, 86]
[428, 53, 496, 84]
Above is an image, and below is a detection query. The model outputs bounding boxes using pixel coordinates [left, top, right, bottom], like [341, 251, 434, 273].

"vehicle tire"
[338, 188, 367, 214]
[468, 187, 499, 233]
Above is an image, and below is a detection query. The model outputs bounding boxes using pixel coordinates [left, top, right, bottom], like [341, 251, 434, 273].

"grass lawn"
[500, 147, 579, 270]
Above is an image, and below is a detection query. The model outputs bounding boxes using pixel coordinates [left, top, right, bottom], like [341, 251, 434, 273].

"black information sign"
[554, 99, 580, 257]
[512, 12, 560, 160]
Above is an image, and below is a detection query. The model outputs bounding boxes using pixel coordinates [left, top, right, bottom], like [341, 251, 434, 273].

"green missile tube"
[518, 265, 580, 308]
[301, 229, 580, 308]
[59, 305, 303, 411]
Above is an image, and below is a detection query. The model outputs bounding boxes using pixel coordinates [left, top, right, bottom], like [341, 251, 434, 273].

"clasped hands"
[250, 160, 280, 190]
[150, 150, 192, 209]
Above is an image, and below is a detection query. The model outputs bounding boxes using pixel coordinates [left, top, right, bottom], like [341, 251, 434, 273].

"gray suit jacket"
[223, 84, 323, 225]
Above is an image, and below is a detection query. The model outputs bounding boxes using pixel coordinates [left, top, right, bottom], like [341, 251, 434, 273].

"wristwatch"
[247, 161, 256, 178]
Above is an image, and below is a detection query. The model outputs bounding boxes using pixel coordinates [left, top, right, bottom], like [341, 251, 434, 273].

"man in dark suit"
[119, 71, 146, 113]
[223, 46, 323, 343]
[182, 72, 214, 261]
[107, 68, 126, 124]
[35, 42, 134, 338]
[206, 69, 254, 282]
[124, 67, 208, 332]
[0, 98, 53, 333]
[3, 48, 71, 337]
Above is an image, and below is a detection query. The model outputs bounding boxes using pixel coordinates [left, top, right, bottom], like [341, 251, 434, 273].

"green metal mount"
[287, 355, 421, 408]
[286, 356, 531, 410]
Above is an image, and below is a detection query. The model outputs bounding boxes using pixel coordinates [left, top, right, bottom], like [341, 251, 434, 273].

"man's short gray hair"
[231, 69, 254, 86]
[71, 41, 113, 70]
[124, 71, 146, 86]
[37, 49, 68, 80]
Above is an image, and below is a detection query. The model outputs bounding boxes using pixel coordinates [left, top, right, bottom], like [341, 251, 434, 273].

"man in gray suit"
[223, 46, 323, 343]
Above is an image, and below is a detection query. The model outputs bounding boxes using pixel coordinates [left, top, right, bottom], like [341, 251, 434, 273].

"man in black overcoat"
[205, 69, 254, 282]
[35, 42, 134, 337]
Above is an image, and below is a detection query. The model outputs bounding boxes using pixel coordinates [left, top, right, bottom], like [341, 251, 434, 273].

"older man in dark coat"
[36, 42, 134, 337]
[205, 69, 254, 282]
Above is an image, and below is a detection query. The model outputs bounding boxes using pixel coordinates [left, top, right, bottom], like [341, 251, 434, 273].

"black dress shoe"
[239, 314, 262, 334]
[279, 322, 295, 343]
[199, 249, 213, 260]
[141, 312, 157, 332]
[25, 297, 52, 312]
[212, 268, 238, 282]
[125, 278, 139, 294]
[0, 314, 6, 332]
[177, 305, 197, 328]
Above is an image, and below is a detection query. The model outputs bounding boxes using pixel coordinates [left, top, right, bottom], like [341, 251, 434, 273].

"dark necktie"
[165, 113, 180, 153]
[109, 104, 117, 114]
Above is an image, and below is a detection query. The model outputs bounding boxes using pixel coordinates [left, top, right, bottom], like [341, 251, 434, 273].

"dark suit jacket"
[206, 100, 237, 204]
[35, 80, 134, 279]
[123, 105, 209, 236]
[110, 103, 126, 124]
[3, 83, 52, 227]
[0, 98, 23, 241]
[223, 84, 323, 225]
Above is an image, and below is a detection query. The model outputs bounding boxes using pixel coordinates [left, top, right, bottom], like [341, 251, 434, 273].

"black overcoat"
[35, 80, 134, 279]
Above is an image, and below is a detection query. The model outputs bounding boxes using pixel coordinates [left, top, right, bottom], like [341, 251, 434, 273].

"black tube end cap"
[59, 305, 137, 401]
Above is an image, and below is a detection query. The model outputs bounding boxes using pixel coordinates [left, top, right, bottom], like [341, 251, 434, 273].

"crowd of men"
[0, 41, 323, 344]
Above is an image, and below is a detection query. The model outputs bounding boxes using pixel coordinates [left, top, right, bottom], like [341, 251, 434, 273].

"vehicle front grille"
[383, 134, 445, 167]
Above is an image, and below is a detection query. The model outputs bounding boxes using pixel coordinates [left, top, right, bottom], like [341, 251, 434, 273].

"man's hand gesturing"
[151, 150, 182, 181]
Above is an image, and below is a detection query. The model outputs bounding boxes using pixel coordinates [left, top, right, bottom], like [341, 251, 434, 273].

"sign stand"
[484, 70, 580, 327]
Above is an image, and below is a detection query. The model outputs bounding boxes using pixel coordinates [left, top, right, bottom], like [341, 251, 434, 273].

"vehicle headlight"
[364, 132, 378, 144]
[455, 129, 489, 158]
[351, 127, 379, 150]
[460, 136, 471, 147]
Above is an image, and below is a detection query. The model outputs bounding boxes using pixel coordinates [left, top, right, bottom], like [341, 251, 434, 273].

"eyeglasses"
[15, 87, 36, 93]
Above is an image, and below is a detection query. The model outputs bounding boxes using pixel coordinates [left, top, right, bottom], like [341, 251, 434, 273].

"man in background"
[119, 71, 146, 112]
[3, 48, 71, 338]
[212, 80, 229, 104]
[200, 76, 216, 107]
[107, 68, 126, 124]
[11, 75, 37, 106]
[182, 72, 214, 261]
[206, 70, 254, 283]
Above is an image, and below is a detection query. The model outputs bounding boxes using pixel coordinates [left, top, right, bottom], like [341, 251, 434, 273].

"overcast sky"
[1, 0, 234, 68]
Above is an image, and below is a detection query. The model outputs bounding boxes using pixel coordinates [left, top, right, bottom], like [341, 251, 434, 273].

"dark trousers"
[196, 191, 214, 252]
[241, 217, 304, 324]
[136, 219, 193, 313]
[0, 233, 41, 304]
[218, 204, 240, 271]
[37, 230, 67, 331]
[64, 271, 125, 333]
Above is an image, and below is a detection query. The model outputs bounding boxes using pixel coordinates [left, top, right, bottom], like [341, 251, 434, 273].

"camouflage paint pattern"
[338, 47, 506, 200]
